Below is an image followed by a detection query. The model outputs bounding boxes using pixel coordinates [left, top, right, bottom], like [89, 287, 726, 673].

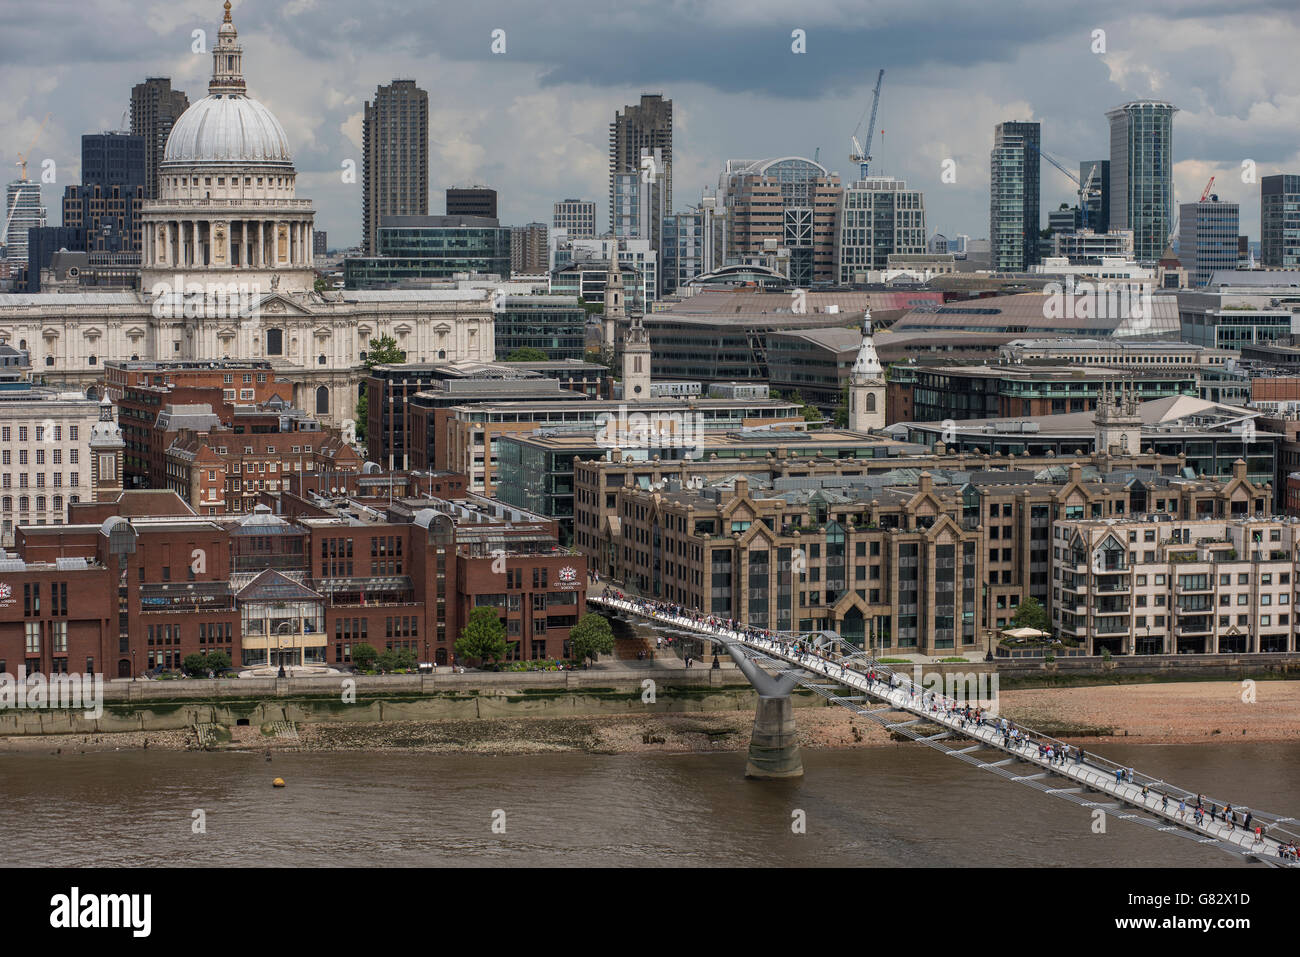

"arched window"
[88, 355, 97, 366]
[437, 349, 446, 359]
[45, 356, 53, 366]
[130, 354, 139, 361]
[865, 393, 877, 412]
[53, 495, 63, 514]
[19, 496, 29, 511]
[358, 351, 367, 363]
[266, 328, 283, 356]
[318, 354, 326, 366]
[2, 496, 10, 512]
[36, 496, 46, 512]
[315, 386, 329, 415]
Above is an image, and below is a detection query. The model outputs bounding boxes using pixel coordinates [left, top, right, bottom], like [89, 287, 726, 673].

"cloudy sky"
[4, 0, 1298, 249]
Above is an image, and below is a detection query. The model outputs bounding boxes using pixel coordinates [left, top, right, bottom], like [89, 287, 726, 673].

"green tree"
[1011, 596, 1051, 635]
[204, 650, 232, 674]
[568, 613, 615, 664]
[354, 387, 367, 442]
[455, 606, 509, 666]
[351, 642, 379, 671]
[583, 348, 608, 368]
[505, 346, 549, 362]
[182, 653, 210, 677]
[377, 647, 418, 673]
[363, 334, 405, 370]
[313, 276, 329, 294]
[833, 385, 849, 429]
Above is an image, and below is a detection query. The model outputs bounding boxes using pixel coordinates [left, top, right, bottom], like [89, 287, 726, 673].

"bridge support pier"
[745, 694, 803, 779]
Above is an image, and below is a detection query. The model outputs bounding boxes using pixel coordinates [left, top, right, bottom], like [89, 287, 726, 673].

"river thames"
[4, 740, 1298, 866]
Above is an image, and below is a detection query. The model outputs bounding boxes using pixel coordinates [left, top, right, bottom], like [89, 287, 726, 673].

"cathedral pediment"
[254, 294, 314, 318]
[217, 327, 238, 340]
[125, 327, 146, 339]
[313, 326, 332, 339]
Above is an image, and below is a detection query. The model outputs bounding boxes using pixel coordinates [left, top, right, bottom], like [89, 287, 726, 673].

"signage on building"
[557, 566, 578, 589]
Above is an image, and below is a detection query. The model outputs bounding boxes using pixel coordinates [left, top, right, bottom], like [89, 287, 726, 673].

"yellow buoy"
[272, 777, 286, 788]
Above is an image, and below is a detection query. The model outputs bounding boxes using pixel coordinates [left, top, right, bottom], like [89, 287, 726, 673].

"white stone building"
[0, 3, 494, 427]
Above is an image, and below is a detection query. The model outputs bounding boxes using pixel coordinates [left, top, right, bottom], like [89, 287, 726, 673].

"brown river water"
[3, 741, 1298, 866]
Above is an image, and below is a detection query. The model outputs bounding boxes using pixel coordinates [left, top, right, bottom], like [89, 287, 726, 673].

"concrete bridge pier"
[719, 638, 804, 779]
[745, 693, 803, 779]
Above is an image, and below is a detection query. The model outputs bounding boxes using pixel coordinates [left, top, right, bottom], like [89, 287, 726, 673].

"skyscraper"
[609, 94, 672, 233]
[1261, 174, 1300, 268]
[1107, 100, 1177, 262]
[1178, 197, 1239, 287]
[62, 132, 147, 252]
[510, 222, 548, 274]
[362, 79, 429, 255]
[989, 121, 1041, 271]
[130, 77, 189, 199]
[2, 180, 46, 265]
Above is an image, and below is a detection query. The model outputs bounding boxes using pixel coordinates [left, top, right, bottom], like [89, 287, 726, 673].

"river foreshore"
[0, 679, 1293, 756]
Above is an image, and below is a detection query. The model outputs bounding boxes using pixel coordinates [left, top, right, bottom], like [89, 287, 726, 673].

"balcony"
[1095, 581, 1130, 593]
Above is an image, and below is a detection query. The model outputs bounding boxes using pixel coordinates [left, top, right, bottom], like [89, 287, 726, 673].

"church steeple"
[603, 253, 626, 351]
[210, 1, 246, 96]
[848, 306, 885, 432]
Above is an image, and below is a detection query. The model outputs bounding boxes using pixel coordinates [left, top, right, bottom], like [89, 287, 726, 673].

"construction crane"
[1199, 176, 1216, 202]
[849, 69, 885, 180]
[14, 112, 52, 182]
[1027, 141, 1100, 230]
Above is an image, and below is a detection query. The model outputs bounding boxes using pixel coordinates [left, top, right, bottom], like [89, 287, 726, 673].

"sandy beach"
[0, 679, 1295, 755]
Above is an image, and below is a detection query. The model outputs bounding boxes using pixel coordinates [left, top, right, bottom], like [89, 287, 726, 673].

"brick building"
[2, 476, 583, 677]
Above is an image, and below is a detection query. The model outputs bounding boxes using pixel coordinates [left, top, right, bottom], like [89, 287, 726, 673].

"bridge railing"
[591, 591, 1300, 854]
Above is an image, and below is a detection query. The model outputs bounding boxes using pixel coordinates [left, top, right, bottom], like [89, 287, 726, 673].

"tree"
[363, 334, 405, 371]
[583, 348, 608, 369]
[1011, 596, 1051, 635]
[568, 613, 615, 664]
[354, 387, 368, 442]
[505, 346, 549, 362]
[204, 650, 232, 674]
[351, 642, 379, 671]
[833, 385, 849, 429]
[182, 653, 210, 677]
[377, 647, 417, 673]
[455, 607, 509, 666]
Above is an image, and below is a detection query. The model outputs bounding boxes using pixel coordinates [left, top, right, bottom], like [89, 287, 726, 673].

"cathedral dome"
[163, 93, 293, 166]
[161, 2, 292, 168]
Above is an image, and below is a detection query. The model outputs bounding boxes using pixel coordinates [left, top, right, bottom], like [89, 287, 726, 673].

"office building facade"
[1178, 198, 1241, 287]
[446, 186, 497, 219]
[509, 222, 548, 275]
[837, 176, 927, 282]
[1261, 174, 1300, 268]
[129, 77, 189, 199]
[553, 199, 597, 238]
[990, 121, 1041, 272]
[1108, 100, 1177, 262]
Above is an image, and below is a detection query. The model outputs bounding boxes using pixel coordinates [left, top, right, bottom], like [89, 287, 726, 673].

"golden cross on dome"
[223, 1, 232, 23]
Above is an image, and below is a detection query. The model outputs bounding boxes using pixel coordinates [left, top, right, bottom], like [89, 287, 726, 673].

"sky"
[3, 0, 1298, 249]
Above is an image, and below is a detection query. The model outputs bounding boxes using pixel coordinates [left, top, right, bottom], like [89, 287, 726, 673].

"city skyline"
[3, 1, 1298, 248]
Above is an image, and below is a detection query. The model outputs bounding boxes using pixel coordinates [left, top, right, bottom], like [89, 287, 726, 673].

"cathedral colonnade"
[144, 216, 314, 271]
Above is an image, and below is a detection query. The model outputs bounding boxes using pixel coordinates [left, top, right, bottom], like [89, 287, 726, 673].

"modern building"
[21, 226, 86, 293]
[2, 180, 45, 266]
[719, 157, 842, 287]
[610, 94, 672, 233]
[130, 77, 190, 199]
[509, 222, 548, 275]
[344, 215, 511, 288]
[990, 121, 1041, 271]
[362, 79, 429, 255]
[889, 291, 1179, 340]
[1177, 280, 1300, 350]
[661, 210, 707, 296]
[1260, 174, 1300, 269]
[550, 242, 657, 312]
[836, 176, 927, 282]
[446, 186, 497, 219]
[61, 132, 147, 254]
[1051, 229, 1135, 262]
[494, 295, 586, 361]
[1108, 100, 1178, 262]
[1179, 197, 1240, 287]
[553, 199, 597, 238]
[313, 230, 327, 257]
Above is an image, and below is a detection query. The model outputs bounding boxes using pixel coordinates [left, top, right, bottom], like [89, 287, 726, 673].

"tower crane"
[14, 112, 52, 181]
[849, 69, 884, 180]
[1026, 141, 1101, 230]
[1199, 176, 1216, 202]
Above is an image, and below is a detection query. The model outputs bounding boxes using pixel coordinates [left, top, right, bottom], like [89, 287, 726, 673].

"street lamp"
[985, 627, 995, 662]
[131, 649, 136, 682]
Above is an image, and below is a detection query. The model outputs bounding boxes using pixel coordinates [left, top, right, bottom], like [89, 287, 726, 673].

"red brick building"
[2, 477, 585, 677]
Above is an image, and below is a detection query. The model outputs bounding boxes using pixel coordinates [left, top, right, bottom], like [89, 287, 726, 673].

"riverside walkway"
[591, 593, 1300, 867]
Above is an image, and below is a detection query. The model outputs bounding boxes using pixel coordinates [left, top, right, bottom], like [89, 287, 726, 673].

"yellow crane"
[15, 112, 52, 181]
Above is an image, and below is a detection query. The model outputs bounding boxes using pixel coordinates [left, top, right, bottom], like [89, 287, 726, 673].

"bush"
[351, 643, 379, 671]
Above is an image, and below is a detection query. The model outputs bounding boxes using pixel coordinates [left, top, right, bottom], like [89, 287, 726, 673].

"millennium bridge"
[589, 592, 1300, 867]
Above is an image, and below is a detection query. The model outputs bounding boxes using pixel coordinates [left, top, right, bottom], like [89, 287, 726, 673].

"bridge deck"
[592, 593, 1300, 867]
